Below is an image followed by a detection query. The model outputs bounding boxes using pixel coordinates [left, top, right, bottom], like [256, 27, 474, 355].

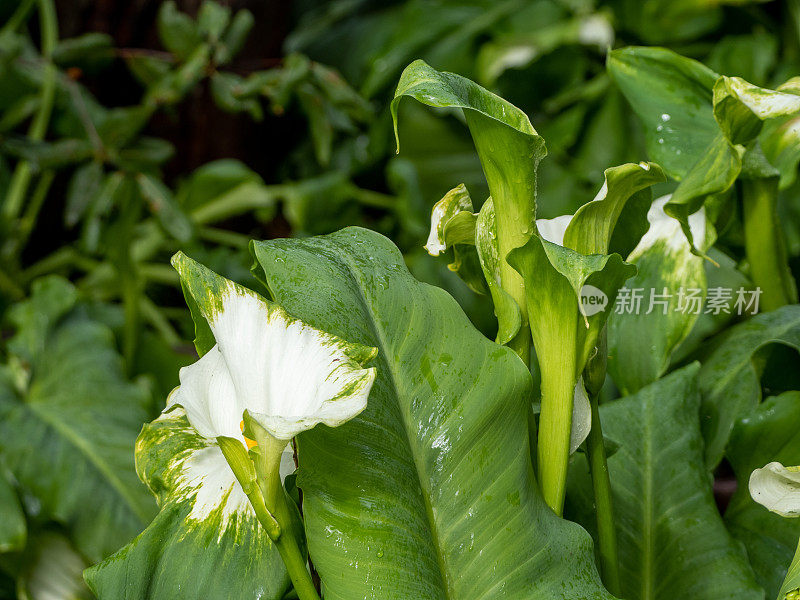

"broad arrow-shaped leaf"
[725, 391, 800, 598]
[567, 364, 764, 600]
[251, 227, 613, 600]
[699, 305, 800, 469]
[607, 195, 709, 394]
[0, 277, 155, 563]
[607, 47, 719, 180]
[85, 406, 291, 599]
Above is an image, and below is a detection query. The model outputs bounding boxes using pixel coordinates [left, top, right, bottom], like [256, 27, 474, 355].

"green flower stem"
[586, 392, 620, 594]
[2, 0, 58, 223]
[584, 334, 620, 594]
[0, 0, 36, 36]
[251, 427, 320, 600]
[12, 170, 55, 256]
[536, 322, 577, 515]
[741, 178, 798, 311]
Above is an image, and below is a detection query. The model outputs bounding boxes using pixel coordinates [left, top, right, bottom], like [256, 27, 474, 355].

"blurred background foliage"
[0, 0, 799, 597]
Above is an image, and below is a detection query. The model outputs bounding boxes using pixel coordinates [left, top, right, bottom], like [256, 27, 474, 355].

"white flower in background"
[749, 462, 800, 518]
[171, 252, 377, 445]
[536, 214, 573, 246]
[570, 377, 591, 454]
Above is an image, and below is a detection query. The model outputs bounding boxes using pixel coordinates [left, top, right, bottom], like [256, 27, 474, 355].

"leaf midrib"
[642, 397, 656, 600]
[336, 250, 453, 599]
[26, 396, 151, 523]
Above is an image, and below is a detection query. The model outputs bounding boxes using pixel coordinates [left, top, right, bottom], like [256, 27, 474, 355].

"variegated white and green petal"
[424, 183, 475, 256]
[570, 377, 591, 455]
[760, 77, 800, 189]
[171, 252, 377, 441]
[714, 76, 800, 145]
[608, 195, 708, 394]
[629, 195, 708, 260]
[85, 407, 291, 599]
[169, 346, 244, 442]
[750, 462, 800, 518]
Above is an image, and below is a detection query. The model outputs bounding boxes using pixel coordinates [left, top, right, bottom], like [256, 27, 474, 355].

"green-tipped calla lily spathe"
[89, 255, 378, 600]
[513, 162, 666, 515]
[748, 459, 800, 600]
[170, 252, 377, 600]
[750, 462, 800, 518]
[171, 251, 377, 443]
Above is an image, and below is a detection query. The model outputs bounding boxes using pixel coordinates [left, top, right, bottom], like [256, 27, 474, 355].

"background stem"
[2, 0, 58, 222]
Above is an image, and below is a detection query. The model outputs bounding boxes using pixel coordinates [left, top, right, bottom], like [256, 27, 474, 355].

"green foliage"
[2, 0, 800, 598]
[568, 365, 764, 600]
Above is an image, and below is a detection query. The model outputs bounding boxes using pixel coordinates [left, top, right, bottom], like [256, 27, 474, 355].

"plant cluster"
[1, 1, 800, 599]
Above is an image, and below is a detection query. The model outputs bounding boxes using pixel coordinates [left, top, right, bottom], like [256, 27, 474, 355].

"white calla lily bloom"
[749, 461, 800, 518]
[171, 252, 377, 446]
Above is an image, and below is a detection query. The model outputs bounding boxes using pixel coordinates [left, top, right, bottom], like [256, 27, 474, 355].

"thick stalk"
[252, 429, 320, 600]
[537, 369, 575, 514]
[3, 0, 58, 222]
[586, 393, 620, 595]
[742, 178, 798, 311]
[536, 321, 577, 515]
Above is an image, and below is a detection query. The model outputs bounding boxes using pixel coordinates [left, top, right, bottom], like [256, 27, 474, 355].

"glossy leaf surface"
[569, 365, 764, 600]
[699, 305, 800, 468]
[251, 227, 614, 600]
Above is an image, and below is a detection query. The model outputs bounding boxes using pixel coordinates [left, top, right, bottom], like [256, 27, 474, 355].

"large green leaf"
[607, 47, 719, 180]
[85, 407, 291, 599]
[607, 196, 708, 394]
[699, 305, 800, 469]
[392, 59, 547, 348]
[251, 227, 614, 600]
[0, 278, 155, 563]
[568, 364, 764, 600]
[725, 392, 800, 598]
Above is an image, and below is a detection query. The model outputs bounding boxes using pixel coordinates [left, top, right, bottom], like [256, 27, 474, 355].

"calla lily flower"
[165, 253, 378, 600]
[171, 252, 378, 445]
[749, 461, 800, 518]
